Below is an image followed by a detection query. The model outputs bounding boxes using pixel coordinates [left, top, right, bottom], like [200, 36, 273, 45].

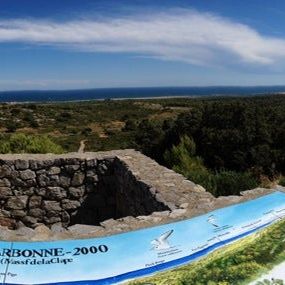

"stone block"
[37, 174, 49, 187]
[59, 175, 71, 187]
[20, 169, 36, 180]
[25, 179, 37, 187]
[44, 216, 61, 224]
[10, 210, 27, 217]
[61, 211, 70, 224]
[0, 217, 16, 229]
[69, 186, 85, 199]
[61, 199, 81, 210]
[0, 165, 12, 178]
[0, 178, 11, 187]
[10, 177, 26, 187]
[29, 208, 45, 218]
[35, 187, 46, 196]
[15, 159, 29, 170]
[14, 226, 35, 238]
[29, 196, 42, 209]
[43, 201, 61, 212]
[13, 186, 35, 196]
[48, 167, 61, 175]
[71, 172, 85, 186]
[0, 187, 12, 198]
[169, 209, 187, 219]
[34, 224, 52, 239]
[51, 223, 66, 233]
[64, 165, 80, 174]
[23, 216, 38, 224]
[86, 159, 97, 168]
[46, 187, 67, 200]
[7, 196, 28, 210]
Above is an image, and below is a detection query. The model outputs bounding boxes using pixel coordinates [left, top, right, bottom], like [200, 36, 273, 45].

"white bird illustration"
[207, 215, 219, 228]
[151, 230, 174, 250]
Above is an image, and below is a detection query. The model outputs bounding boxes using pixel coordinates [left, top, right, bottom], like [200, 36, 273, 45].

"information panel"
[1, 191, 285, 285]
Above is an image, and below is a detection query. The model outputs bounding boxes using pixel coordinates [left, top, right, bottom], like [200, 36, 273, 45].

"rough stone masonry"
[0, 149, 283, 241]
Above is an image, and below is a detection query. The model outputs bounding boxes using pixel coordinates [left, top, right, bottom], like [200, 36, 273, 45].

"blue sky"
[1, 0, 285, 90]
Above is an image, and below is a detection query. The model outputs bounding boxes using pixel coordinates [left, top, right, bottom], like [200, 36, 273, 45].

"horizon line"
[1, 85, 285, 93]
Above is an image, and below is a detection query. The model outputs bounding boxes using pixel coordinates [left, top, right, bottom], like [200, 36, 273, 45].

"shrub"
[214, 170, 259, 196]
[6, 122, 18, 133]
[123, 119, 137, 131]
[164, 136, 259, 196]
[164, 135, 205, 173]
[0, 133, 63, 154]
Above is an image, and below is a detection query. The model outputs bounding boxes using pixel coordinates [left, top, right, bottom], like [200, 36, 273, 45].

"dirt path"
[78, 140, 86, 153]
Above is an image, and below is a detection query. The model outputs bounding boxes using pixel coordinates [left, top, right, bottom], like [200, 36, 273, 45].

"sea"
[0, 86, 285, 103]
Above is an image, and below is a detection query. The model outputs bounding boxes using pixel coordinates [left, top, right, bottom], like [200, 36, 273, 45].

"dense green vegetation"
[163, 135, 259, 196]
[127, 219, 285, 285]
[0, 133, 63, 154]
[0, 95, 284, 195]
[133, 95, 285, 195]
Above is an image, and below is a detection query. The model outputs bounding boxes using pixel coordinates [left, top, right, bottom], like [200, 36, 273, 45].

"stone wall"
[0, 149, 283, 242]
[0, 151, 171, 229]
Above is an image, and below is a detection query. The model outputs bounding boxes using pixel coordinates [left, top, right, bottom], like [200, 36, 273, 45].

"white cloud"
[1, 10, 285, 66]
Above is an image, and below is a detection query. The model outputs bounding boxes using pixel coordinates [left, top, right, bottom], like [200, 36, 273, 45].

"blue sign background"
[1, 191, 285, 285]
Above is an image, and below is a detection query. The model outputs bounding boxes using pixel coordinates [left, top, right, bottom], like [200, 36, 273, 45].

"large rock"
[86, 159, 97, 168]
[7, 196, 28, 210]
[0, 165, 12, 178]
[35, 187, 46, 196]
[29, 208, 45, 218]
[44, 216, 61, 224]
[33, 225, 52, 240]
[15, 159, 29, 170]
[0, 217, 16, 229]
[71, 172, 85, 186]
[69, 187, 85, 199]
[51, 223, 66, 233]
[0, 187, 12, 198]
[43, 201, 61, 212]
[13, 187, 35, 196]
[30, 160, 54, 170]
[19, 169, 36, 180]
[23, 216, 38, 224]
[37, 174, 49, 187]
[59, 175, 71, 187]
[14, 226, 35, 239]
[29, 196, 42, 209]
[64, 165, 80, 173]
[10, 177, 26, 187]
[0, 178, 11, 187]
[61, 199, 81, 210]
[47, 167, 61, 175]
[61, 211, 70, 225]
[46, 187, 67, 200]
[10, 210, 27, 217]
[169, 209, 187, 219]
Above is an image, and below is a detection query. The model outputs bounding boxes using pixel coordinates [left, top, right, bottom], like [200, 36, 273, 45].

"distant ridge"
[0, 86, 285, 103]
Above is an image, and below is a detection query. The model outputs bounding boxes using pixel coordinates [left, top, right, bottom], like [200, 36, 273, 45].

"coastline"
[0, 86, 285, 104]
[3, 95, 195, 105]
[1, 92, 284, 105]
